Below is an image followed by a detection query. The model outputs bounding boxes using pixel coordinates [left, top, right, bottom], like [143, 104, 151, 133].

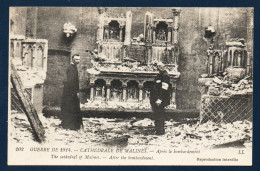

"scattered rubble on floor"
[10, 110, 252, 150]
[81, 100, 176, 110]
[199, 74, 253, 97]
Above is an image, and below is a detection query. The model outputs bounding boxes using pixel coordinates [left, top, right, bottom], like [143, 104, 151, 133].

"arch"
[156, 22, 168, 41]
[95, 79, 106, 87]
[94, 79, 106, 98]
[108, 20, 120, 40]
[143, 81, 154, 102]
[37, 45, 44, 69]
[214, 53, 220, 74]
[111, 79, 123, 101]
[127, 80, 139, 101]
[233, 50, 239, 67]
[229, 49, 232, 66]
[27, 45, 33, 69]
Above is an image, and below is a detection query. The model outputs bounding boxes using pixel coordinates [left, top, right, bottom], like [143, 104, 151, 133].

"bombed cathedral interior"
[9, 7, 253, 148]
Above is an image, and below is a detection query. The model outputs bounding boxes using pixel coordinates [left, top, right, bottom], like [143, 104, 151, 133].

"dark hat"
[161, 74, 170, 83]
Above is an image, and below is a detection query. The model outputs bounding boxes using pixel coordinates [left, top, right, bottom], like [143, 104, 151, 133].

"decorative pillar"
[220, 50, 224, 72]
[173, 46, 179, 64]
[152, 27, 156, 43]
[90, 83, 95, 101]
[207, 49, 214, 76]
[32, 44, 36, 69]
[102, 86, 105, 99]
[167, 28, 172, 43]
[119, 26, 124, 42]
[246, 52, 251, 76]
[97, 13, 105, 42]
[144, 11, 153, 42]
[147, 46, 152, 64]
[231, 49, 235, 67]
[104, 26, 109, 40]
[237, 50, 242, 67]
[43, 41, 48, 72]
[106, 84, 111, 101]
[111, 46, 114, 59]
[171, 85, 176, 104]
[122, 45, 127, 61]
[172, 8, 181, 44]
[124, 11, 132, 45]
[138, 86, 143, 103]
[22, 44, 27, 67]
[122, 86, 127, 102]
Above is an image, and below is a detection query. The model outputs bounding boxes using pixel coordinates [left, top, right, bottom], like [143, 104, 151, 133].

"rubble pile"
[81, 101, 176, 110]
[12, 58, 46, 87]
[88, 60, 179, 75]
[10, 110, 252, 149]
[199, 71, 253, 97]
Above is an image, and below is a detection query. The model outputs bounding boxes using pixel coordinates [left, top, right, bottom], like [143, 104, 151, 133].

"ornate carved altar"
[198, 39, 253, 123]
[10, 34, 48, 113]
[85, 8, 181, 110]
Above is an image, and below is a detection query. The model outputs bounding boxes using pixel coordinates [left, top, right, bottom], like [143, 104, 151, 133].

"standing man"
[150, 62, 172, 135]
[61, 54, 82, 130]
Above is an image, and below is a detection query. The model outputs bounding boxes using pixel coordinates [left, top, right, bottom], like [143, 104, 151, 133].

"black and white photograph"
[8, 7, 253, 165]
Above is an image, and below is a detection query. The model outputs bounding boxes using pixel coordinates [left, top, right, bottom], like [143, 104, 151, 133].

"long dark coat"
[60, 64, 82, 130]
[149, 70, 172, 134]
[150, 70, 172, 109]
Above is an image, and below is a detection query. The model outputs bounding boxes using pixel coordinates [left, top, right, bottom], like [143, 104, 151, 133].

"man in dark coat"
[150, 62, 171, 135]
[61, 54, 82, 130]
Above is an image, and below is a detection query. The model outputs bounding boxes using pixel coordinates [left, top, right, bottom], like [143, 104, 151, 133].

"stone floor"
[9, 110, 252, 150]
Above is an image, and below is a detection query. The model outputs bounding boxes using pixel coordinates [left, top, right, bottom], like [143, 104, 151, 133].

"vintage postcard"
[8, 7, 253, 166]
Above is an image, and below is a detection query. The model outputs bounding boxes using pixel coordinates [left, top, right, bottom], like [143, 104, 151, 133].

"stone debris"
[10, 111, 252, 150]
[199, 74, 253, 97]
[81, 100, 176, 110]
[12, 58, 46, 87]
[88, 60, 179, 75]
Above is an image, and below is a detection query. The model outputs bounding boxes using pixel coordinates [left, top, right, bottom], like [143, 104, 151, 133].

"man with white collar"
[150, 62, 171, 135]
[60, 54, 82, 130]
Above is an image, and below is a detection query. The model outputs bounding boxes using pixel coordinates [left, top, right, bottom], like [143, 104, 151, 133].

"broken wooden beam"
[11, 62, 45, 142]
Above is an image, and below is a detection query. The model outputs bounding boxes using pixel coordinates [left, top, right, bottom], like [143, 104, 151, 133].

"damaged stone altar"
[198, 38, 253, 123]
[84, 8, 181, 110]
[10, 34, 48, 113]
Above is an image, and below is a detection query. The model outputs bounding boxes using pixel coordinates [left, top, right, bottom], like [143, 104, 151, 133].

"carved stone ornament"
[63, 22, 77, 37]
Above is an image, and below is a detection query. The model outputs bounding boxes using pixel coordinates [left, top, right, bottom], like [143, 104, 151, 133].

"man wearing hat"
[150, 62, 172, 135]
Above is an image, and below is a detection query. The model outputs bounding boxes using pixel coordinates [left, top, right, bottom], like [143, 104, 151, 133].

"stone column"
[147, 46, 152, 64]
[43, 41, 48, 72]
[246, 52, 251, 76]
[231, 49, 235, 67]
[90, 84, 95, 101]
[106, 84, 111, 101]
[237, 50, 242, 67]
[119, 26, 124, 42]
[122, 84, 127, 102]
[124, 11, 132, 45]
[167, 28, 172, 43]
[207, 50, 214, 76]
[97, 13, 104, 42]
[171, 85, 176, 105]
[144, 12, 153, 42]
[138, 86, 143, 103]
[152, 27, 156, 43]
[104, 26, 109, 40]
[172, 8, 181, 44]
[102, 86, 105, 99]
[32, 44, 36, 69]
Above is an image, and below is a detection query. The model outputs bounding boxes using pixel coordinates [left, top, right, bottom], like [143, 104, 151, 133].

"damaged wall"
[15, 7, 252, 109]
